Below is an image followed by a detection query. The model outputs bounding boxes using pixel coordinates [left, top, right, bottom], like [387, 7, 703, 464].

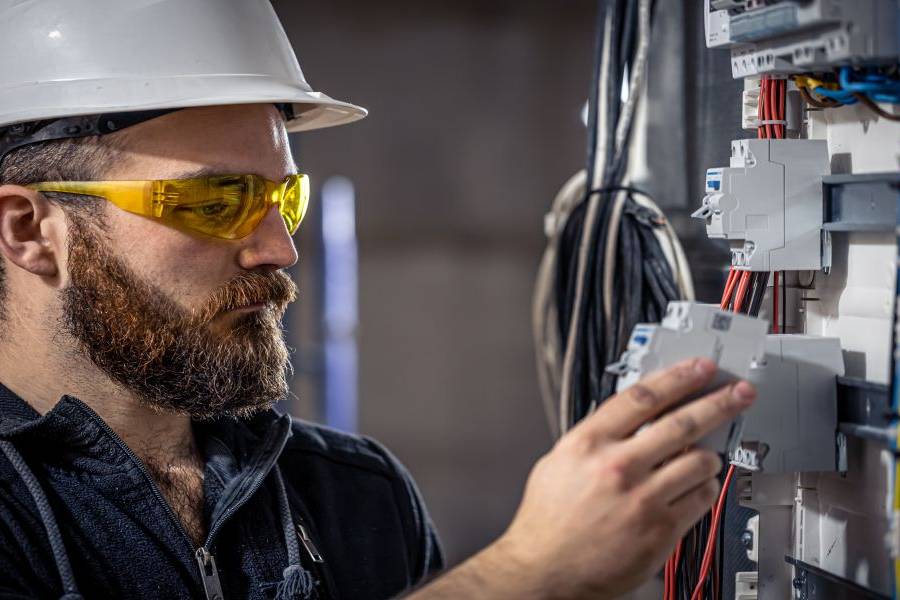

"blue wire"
[839, 66, 900, 97]
[813, 86, 858, 104]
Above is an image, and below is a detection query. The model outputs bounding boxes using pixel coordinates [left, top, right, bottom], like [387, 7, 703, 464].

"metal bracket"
[822, 173, 900, 233]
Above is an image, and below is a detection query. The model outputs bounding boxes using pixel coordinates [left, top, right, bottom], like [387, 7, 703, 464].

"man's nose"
[236, 205, 299, 271]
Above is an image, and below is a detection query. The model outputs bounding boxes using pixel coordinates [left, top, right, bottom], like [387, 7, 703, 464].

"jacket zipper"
[296, 522, 324, 563]
[196, 547, 225, 600]
[295, 514, 338, 599]
[71, 399, 270, 600]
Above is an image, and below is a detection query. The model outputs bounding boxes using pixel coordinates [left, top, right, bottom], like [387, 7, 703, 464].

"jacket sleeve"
[363, 438, 445, 586]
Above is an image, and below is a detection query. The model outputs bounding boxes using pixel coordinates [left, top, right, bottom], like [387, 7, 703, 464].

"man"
[0, 1, 756, 598]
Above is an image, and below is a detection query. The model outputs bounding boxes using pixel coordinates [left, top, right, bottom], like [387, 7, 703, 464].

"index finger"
[574, 357, 717, 440]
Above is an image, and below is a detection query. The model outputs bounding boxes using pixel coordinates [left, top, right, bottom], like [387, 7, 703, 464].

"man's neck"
[0, 312, 196, 468]
[0, 313, 209, 545]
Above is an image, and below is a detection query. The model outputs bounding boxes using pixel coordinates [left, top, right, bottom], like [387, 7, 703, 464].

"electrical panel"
[731, 335, 844, 473]
[704, 0, 900, 78]
[687, 3, 899, 597]
[691, 139, 830, 271]
[611, 302, 768, 455]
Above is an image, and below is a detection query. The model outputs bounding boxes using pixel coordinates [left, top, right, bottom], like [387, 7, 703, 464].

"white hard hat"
[0, 0, 367, 132]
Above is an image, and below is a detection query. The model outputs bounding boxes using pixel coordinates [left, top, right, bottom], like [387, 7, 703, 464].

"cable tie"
[750, 119, 787, 126]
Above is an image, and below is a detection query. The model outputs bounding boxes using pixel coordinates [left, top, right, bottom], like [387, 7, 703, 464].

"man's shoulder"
[280, 417, 407, 481]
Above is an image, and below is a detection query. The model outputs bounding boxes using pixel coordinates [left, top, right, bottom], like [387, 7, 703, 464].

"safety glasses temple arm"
[26, 181, 153, 215]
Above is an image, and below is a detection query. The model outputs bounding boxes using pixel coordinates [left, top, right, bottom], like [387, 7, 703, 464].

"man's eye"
[195, 202, 229, 217]
[173, 200, 233, 217]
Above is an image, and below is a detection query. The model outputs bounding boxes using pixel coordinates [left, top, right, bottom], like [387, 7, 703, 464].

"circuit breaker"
[691, 139, 829, 271]
[731, 335, 844, 473]
[610, 302, 768, 454]
[704, 0, 899, 78]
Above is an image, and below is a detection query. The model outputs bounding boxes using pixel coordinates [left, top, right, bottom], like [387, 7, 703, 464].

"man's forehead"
[105, 104, 295, 181]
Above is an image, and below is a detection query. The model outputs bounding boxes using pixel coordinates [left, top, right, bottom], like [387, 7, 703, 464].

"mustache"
[194, 271, 297, 323]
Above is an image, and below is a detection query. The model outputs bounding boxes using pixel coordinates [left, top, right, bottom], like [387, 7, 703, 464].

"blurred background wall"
[271, 0, 737, 584]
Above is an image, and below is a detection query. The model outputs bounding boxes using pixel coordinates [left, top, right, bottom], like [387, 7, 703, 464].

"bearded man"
[0, 1, 756, 599]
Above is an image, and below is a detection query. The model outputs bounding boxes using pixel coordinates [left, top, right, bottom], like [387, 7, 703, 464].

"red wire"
[772, 272, 780, 333]
[664, 555, 673, 600]
[775, 79, 785, 139]
[690, 465, 737, 600]
[764, 78, 774, 139]
[671, 268, 747, 599]
[757, 79, 766, 139]
[719, 268, 738, 309]
[778, 79, 787, 138]
[733, 271, 752, 313]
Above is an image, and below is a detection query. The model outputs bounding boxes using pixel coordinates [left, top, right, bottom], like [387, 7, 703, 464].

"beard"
[60, 217, 297, 420]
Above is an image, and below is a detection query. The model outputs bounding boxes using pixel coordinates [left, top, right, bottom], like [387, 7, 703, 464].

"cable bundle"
[793, 66, 900, 121]
[532, 0, 693, 437]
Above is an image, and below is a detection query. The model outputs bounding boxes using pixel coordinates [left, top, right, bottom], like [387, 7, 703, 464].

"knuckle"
[672, 412, 699, 438]
[560, 430, 600, 457]
[671, 360, 697, 381]
[599, 456, 633, 493]
[627, 383, 662, 409]
[690, 450, 723, 475]
[713, 389, 736, 413]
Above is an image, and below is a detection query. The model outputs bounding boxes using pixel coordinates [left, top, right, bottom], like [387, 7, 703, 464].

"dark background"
[271, 1, 741, 590]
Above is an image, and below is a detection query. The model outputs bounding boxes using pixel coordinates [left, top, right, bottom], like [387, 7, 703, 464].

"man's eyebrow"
[172, 165, 299, 179]
[173, 166, 234, 179]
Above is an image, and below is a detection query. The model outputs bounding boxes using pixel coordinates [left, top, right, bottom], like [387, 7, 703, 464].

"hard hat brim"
[0, 76, 367, 132]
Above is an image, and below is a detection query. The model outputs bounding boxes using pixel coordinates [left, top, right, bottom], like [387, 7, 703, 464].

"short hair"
[0, 135, 123, 310]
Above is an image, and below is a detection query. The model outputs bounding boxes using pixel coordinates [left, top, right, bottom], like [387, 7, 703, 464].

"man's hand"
[408, 357, 756, 600]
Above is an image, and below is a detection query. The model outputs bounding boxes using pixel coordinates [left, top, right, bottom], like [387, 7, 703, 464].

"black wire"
[556, 0, 676, 428]
[781, 271, 786, 332]
[746, 272, 768, 317]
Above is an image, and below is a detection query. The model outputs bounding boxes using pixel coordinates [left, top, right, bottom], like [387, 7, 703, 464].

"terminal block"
[691, 139, 829, 272]
[731, 335, 844, 473]
[609, 302, 768, 455]
[704, 0, 899, 78]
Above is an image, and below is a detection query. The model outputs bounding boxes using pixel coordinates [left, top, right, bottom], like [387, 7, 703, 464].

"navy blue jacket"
[0, 384, 443, 599]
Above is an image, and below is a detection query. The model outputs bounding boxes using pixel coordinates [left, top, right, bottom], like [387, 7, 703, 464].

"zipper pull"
[195, 546, 225, 600]
[296, 522, 324, 563]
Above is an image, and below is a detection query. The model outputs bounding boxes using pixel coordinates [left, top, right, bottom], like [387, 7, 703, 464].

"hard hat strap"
[0, 109, 178, 168]
[0, 104, 298, 170]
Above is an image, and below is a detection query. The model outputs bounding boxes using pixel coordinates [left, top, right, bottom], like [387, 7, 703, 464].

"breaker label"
[705, 168, 723, 192]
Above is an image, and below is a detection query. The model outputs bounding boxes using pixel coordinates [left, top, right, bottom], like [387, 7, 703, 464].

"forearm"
[405, 540, 547, 600]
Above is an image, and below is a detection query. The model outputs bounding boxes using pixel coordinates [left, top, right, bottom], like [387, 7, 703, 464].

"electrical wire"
[668, 267, 769, 600]
[531, 0, 693, 436]
[772, 272, 779, 333]
[852, 92, 900, 122]
[690, 465, 737, 600]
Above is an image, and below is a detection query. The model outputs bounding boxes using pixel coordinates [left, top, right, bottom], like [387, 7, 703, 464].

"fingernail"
[693, 358, 716, 378]
[731, 381, 756, 406]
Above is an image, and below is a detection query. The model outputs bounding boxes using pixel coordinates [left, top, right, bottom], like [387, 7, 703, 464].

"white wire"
[535, 0, 695, 436]
[602, 0, 652, 323]
[558, 9, 613, 433]
[532, 170, 587, 439]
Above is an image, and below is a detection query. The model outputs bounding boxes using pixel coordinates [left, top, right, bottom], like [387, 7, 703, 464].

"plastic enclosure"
[731, 335, 845, 473]
[692, 139, 830, 272]
[704, 0, 899, 78]
[610, 302, 768, 455]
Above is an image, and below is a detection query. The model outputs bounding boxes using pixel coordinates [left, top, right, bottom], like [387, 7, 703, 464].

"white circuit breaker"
[731, 335, 844, 473]
[691, 139, 829, 271]
[610, 302, 768, 454]
[704, 0, 899, 78]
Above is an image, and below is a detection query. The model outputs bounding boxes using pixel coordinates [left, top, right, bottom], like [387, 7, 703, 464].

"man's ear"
[0, 185, 66, 281]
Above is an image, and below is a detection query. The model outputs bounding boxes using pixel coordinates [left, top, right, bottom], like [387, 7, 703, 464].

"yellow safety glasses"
[27, 173, 309, 240]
